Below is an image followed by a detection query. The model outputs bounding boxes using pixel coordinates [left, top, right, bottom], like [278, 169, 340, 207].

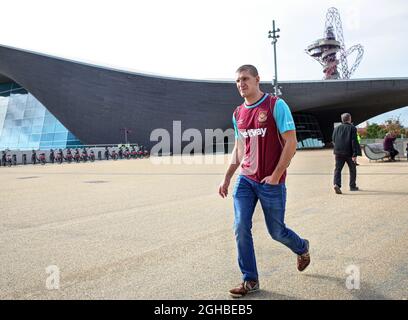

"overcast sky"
[0, 0, 407, 124]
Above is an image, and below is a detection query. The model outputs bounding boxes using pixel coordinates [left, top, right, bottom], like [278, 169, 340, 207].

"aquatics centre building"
[1, 45, 408, 153]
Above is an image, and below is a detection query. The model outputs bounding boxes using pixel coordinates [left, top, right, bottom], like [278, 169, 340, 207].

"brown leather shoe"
[334, 185, 342, 194]
[297, 239, 310, 272]
[229, 280, 259, 298]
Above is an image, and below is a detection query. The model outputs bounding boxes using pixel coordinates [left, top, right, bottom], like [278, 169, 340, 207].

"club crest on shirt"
[258, 111, 267, 123]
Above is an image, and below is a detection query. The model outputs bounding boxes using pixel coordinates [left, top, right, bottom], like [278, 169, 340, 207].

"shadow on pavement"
[238, 289, 297, 300]
[344, 190, 408, 196]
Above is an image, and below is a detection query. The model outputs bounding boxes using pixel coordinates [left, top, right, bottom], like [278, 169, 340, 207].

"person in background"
[49, 149, 55, 164]
[31, 150, 37, 165]
[1, 150, 6, 167]
[383, 132, 399, 162]
[354, 131, 362, 166]
[406, 143, 408, 161]
[332, 113, 360, 194]
[104, 147, 110, 160]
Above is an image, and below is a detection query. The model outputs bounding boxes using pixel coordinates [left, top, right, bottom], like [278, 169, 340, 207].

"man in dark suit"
[332, 113, 360, 194]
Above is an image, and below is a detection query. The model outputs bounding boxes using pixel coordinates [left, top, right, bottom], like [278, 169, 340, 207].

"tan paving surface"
[1, 150, 408, 300]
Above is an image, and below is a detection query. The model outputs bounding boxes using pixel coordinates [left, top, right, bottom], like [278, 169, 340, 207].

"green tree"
[384, 117, 405, 137]
[365, 123, 386, 139]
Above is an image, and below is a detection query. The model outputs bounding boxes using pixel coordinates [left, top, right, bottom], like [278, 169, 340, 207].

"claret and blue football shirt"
[232, 93, 296, 183]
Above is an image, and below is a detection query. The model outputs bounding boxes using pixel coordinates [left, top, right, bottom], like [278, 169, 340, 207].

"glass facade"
[293, 113, 325, 149]
[0, 82, 82, 151]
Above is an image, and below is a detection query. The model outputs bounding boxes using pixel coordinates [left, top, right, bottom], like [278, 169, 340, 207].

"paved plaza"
[1, 150, 407, 299]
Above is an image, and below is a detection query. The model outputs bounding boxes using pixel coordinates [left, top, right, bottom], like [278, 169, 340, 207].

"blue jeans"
[232, 175, 307, 281]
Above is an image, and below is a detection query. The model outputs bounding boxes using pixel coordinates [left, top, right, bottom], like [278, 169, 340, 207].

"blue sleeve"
[232, 113, 240, 139]
[273, 99, 296, 134]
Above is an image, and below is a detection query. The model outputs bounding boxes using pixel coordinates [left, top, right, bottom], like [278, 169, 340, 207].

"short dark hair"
[235, 65, 259, 77]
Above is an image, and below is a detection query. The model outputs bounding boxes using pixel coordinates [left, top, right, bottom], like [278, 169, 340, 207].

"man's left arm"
[351, 126, 359, 159]
[261, 130, 297, 185]
[261, 99, 297, 185]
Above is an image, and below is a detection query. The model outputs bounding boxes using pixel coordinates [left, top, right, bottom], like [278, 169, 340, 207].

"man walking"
[218, 65, 310, 298]
[332, 113, 360, 194]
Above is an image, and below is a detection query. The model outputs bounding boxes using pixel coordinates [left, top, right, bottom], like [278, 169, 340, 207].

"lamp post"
[120, 128, 131, 144]
[268, 20, 282, 96]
